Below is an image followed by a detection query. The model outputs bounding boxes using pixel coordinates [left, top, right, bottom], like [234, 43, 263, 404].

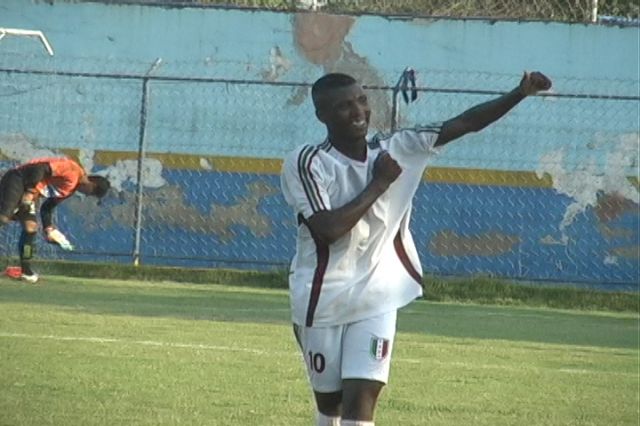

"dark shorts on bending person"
[0, 169, 25, 219]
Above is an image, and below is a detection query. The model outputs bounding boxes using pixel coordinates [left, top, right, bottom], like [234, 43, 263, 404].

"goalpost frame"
[0, 27, 54, 56]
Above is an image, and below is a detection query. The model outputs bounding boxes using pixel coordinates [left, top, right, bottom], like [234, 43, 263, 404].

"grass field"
[0, 275, 638, 425]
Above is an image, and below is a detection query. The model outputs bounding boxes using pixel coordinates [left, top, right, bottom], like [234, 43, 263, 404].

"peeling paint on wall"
[598, 224, 634, 240]
[292, 12, 392, 131]
[0, 133, 57, 161]
[293, 13, 354, 65]
[594, 192, 638, 223]
[286, 86, 309, 106]
[68, 180, 277, 241]
[260, 46, 292, 82]
[536, 132, 639, 245]
[102, 158, 167, 192]
[611, 245, 640, 259]
[429, 230, 520, 256]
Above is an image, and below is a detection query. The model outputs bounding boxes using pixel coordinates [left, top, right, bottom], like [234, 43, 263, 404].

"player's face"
[319, 84, 371, 141]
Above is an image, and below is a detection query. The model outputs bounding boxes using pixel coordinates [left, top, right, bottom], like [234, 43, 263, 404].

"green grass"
[0, 275, 638, 425]
[424, 275, 639, 313]
[3, 258, 637, 313]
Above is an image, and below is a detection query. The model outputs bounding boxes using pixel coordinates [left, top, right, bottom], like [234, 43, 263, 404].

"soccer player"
[280, 71, 552, 426]
[0, 156, 110, 283]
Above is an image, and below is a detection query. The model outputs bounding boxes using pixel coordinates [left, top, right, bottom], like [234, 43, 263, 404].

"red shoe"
[4, 266, 22, 279]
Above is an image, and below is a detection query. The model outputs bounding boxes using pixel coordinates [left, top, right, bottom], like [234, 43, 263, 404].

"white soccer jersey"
[281, 125, 442, 327]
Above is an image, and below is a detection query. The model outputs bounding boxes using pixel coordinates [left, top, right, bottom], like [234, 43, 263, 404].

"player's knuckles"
[384, 161, 397, 171]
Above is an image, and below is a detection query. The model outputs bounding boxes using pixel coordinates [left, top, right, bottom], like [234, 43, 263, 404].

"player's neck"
[329, 136, 367, 162]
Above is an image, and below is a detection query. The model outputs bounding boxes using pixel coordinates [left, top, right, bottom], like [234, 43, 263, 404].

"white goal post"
[0, 27, 54, 56]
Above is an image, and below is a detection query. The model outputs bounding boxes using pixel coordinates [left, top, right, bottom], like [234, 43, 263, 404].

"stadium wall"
[0, 1, 638, 289]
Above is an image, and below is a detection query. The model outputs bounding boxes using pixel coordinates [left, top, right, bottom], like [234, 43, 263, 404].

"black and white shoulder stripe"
[297, 140, 331, 214]
[370, 123, 441, 146]
[412, 123, 442, 134]
[369, 132, 391, 149]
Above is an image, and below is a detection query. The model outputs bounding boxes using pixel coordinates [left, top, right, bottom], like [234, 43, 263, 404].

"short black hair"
[88, 175, 110, 198]
[311, 73, 357, 109]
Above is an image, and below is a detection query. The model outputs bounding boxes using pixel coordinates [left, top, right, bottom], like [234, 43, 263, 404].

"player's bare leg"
[314, 390, 342, 425]
[18, 218, 39, 282]
[341, 379, 384, 424]
[315, 390, 342, 415]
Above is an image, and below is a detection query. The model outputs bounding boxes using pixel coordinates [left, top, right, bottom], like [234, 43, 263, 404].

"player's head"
[312, 73, 370, 140]
[78, 175, 111, 198]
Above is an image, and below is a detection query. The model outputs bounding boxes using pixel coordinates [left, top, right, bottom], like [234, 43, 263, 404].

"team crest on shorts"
[370, 337, 390, 361]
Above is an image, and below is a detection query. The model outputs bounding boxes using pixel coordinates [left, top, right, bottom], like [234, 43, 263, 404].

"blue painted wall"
[0, 1, 638, 289]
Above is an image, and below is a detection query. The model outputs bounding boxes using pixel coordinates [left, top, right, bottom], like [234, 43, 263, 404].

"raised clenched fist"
[519, 71, 552, 96]
[373, 150, 402, 189]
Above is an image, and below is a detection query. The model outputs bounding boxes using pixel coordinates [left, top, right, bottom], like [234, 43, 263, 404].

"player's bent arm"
[434, 71, 552, 147]
[307, 151, 401, 245]
[307, 179, 388, 246]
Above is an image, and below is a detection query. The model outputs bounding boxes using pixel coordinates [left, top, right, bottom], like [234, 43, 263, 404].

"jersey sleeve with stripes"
[281, 145, 331, 220]
[390, 123, 443, 156]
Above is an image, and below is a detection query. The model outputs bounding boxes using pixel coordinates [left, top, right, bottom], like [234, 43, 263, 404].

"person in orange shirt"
[0, 157, 110, 283]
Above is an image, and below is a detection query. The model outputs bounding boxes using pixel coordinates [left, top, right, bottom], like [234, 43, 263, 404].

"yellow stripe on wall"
[424, 167, 554, 188]
[42, 149, 640, 189]
[59, 150, 283, 174]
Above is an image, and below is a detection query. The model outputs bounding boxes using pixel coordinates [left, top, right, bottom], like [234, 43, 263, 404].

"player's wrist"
[369, 179, 390, 194]
[514, 86, 528, 98]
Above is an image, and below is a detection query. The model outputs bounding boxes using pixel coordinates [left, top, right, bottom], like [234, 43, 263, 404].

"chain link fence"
[1, 51, 637, 287]
[77, 0, 640, 22]
[2, 0, 639, 290]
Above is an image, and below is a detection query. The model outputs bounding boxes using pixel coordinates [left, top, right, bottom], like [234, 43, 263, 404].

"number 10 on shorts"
[307, 351, 326, 373]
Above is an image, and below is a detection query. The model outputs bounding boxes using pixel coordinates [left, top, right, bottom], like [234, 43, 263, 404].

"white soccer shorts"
[293, 310, 398, 393]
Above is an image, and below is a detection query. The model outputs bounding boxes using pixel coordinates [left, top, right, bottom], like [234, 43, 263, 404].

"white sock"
[341, 420, 374, 426]
[317, 412, 341, 426]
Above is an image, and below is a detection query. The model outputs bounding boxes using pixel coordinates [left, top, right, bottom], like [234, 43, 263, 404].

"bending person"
[0, 156, 110, 282]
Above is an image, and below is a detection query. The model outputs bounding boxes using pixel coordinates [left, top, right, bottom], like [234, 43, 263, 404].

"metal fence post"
[132, 76, 149, 267]
[132, 58, 162, 266]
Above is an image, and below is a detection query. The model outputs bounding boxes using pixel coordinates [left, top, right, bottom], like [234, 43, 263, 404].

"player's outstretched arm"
[434, 71, 552, 147]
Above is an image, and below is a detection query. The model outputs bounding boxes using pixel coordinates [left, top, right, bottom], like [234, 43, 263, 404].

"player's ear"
[315, 107, 327, 124]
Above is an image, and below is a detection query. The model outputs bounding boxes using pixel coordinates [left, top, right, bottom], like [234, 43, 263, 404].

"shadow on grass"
[398, 302, 639, 350]
[0, 275, 637, 350]
[0, 276, 290, 323]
